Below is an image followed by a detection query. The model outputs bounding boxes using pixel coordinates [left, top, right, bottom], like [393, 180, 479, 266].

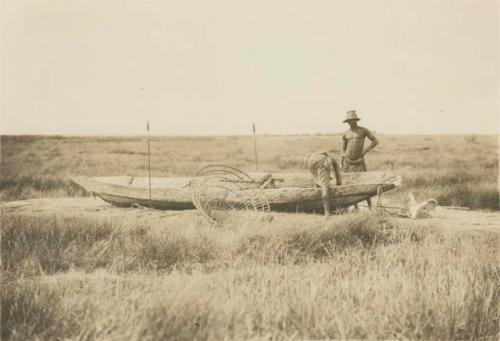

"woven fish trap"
[190, 165, 270, 226]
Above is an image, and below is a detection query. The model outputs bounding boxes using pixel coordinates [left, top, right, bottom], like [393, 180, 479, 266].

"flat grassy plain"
[1, 134, 499, 340]
[1, 134, 498, 208]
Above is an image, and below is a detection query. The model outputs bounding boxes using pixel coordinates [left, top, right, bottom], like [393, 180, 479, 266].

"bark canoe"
[69, 171, 401, 212]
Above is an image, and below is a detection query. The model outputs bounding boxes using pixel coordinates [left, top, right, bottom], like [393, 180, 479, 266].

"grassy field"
[1, 134, 499, 340]
[1, 134, 498, 208]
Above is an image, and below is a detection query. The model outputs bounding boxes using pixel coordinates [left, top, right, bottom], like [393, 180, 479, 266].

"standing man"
[341, 110, 379, 210]
[307, 151, 342, 218]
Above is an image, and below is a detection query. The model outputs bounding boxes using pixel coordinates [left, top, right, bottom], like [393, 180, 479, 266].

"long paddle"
[147, 121, 152, 208]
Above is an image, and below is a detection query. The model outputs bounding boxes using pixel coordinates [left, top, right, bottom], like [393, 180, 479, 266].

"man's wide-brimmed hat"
[343, 110, 360, 123]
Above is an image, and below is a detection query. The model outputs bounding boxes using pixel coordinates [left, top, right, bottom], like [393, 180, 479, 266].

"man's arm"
[331, 159, 342, 186]
[360, 128, 379, 157]
[340, 135, 347, 167]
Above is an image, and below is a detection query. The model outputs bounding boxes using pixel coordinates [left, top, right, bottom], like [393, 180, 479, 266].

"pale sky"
[1, 0, 498, 135]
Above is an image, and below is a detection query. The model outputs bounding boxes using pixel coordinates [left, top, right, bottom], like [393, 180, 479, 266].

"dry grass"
[1, 213, 499, 340]
[1, 213, 416, 275]
[1, 134, 498, 209]
[1, 134, 499, 340]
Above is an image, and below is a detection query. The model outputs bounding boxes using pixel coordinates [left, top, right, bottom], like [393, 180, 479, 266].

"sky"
[1, 0, 498, 135]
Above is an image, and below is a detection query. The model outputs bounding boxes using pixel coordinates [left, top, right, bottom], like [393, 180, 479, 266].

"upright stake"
[147, 121, 152, 208]
[253, 122, 258, 171]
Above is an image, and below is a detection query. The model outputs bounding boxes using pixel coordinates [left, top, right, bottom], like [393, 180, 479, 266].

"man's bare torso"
[343, 126, 370, 161]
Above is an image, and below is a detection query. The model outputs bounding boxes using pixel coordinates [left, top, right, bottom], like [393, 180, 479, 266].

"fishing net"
[190, 165, 271, 226]
[374, 185, 410, 218]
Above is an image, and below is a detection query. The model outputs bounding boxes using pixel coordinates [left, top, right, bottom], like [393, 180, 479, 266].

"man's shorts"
[343, 159, 367, 172]
[307, 152, 332, 188]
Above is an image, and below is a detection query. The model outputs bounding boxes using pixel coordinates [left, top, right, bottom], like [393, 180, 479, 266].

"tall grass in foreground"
[2, 213, 499, 340]
[1, 279, 78, 340]
[1, 213, 408, 274]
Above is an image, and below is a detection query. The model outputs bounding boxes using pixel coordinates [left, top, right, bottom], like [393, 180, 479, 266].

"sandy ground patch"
[2, 197, 499, 233]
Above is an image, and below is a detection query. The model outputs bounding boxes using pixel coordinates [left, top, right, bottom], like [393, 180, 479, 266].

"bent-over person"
[341, 110, 379, 210]
[307, 151, 342, 218]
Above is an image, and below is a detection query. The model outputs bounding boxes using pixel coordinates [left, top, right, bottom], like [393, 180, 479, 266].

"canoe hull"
[240, 181, 398, 212]
[69, 172, 400, 212]
[97, 193, 194, 210]
[69, 176, 194, 210]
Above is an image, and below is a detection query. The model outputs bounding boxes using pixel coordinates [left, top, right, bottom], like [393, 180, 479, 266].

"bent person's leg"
[317, 164, 332, 217]
[361, 161, 372, 209]
[308, 153, 332, 217]
[320, 184, 331, 217]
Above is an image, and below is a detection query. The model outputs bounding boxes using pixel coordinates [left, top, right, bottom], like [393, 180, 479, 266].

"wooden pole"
[147, 121, 152, 208]
[253, 122, 258, 171]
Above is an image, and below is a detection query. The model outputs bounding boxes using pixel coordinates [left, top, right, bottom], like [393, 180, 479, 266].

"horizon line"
[1, 132, 498, 138]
